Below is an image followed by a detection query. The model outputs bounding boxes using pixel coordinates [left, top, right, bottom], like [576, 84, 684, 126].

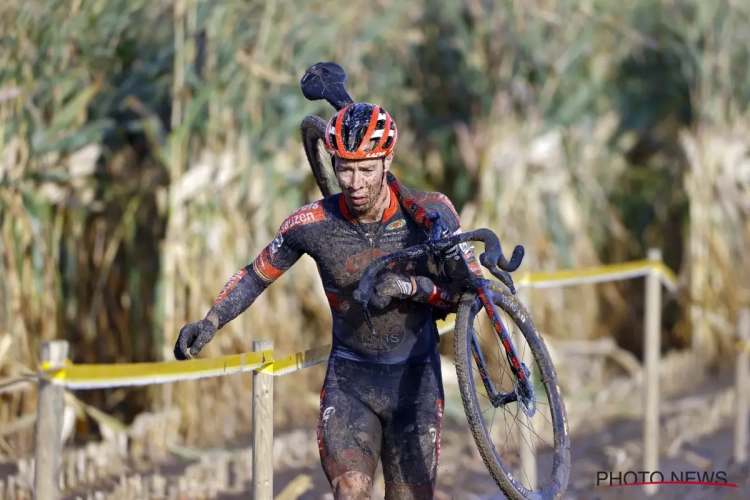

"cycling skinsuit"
[208, 186, 476, 496]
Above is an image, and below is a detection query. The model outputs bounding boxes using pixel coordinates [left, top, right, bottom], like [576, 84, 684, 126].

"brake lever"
[498, 269, 517, 295]
[353, 287, 378, 335]
[480, 253, 517, 294]
[361, 305, 376, 336]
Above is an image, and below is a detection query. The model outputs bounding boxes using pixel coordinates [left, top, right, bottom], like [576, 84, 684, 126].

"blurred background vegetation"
[1, 0, 749, 453]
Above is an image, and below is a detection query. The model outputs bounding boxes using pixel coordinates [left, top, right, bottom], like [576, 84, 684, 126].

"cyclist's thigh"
[381, 364, 445, 499]
[317, 386, 382, 486]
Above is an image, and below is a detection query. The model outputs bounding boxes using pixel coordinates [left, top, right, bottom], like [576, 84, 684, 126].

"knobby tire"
[453, 281, 570, 499]
[301, 115, 338, 198]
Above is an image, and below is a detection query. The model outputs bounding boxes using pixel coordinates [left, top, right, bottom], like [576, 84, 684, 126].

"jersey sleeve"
[246, 200, 326, 287]
[416, 191, 461, 232]
[206, 201, 325, 329]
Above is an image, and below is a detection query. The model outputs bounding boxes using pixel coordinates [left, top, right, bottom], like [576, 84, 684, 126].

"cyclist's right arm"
[175, 203, 327, 359]
[204, 232, 302, 331]
[173, 235, 301, 360]
[203, 201, 326, 329]
[204, 200, 330, 330]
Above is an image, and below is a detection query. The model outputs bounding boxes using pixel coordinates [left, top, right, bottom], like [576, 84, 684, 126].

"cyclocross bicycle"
[298, 62, 570, 500]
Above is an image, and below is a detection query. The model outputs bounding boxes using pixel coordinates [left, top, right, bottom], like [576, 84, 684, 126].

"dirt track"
[259, 365, 749, 500]
[2, 362, 744, 500]
[71, 367, 746, 500]
[268, 417, 749, 500]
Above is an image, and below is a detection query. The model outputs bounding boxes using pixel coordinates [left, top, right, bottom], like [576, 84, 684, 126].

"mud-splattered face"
[335, 153, 393, 221]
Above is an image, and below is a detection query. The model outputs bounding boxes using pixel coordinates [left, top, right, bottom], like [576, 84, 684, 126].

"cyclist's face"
[335, 154, 392, 218]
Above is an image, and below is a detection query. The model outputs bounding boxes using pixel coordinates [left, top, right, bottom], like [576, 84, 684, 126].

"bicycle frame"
[352, 189, 535, 412]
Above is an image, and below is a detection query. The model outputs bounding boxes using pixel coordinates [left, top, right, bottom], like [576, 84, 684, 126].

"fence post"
[34, 340, 69, 500]
[643, 248, 662, 496]
[252, 340, 274, 500]
[735, 308, 749, 464]
[516, 285, 537, 491]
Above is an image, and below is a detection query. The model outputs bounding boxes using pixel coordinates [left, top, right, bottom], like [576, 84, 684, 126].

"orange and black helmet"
[324, 102, 398, 160]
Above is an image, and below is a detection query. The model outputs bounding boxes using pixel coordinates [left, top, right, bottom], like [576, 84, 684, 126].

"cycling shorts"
[316, 355, 445, 498]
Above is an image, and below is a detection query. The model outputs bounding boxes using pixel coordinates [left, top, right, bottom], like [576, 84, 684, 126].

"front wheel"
[453, 281, 570, 499]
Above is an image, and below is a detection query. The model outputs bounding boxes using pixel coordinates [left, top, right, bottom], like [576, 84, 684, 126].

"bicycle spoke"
[462, 288, 565, 496]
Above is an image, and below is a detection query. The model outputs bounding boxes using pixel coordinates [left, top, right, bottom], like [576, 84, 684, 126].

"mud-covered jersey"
[214, 188, 474, 364]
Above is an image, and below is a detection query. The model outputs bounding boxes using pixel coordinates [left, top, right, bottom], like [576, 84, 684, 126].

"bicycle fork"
[472, 284, 537, 418]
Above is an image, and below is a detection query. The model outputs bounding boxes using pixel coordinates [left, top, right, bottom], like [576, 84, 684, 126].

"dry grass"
[0, 0, 749, 455]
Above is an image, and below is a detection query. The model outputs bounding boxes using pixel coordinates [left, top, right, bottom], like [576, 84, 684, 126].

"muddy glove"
[374, 271, 415, 299]
[368, 270, 416, 309]
[174, 318, 217, 360]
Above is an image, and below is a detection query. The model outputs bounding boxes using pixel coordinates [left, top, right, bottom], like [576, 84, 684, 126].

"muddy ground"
[59, 365, 748, 500]
[225, 363, 749, 500]
[268, 409, 749, 500]
[266, 422, 749, 500]
[3, 360, 745, 500]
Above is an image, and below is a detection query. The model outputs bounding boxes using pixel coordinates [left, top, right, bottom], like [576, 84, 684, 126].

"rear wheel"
[300, 115, 339, 198]
[453, 281, 570, 499]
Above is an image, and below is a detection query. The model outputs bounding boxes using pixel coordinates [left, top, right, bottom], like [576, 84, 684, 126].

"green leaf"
[49, 78, 103, 130]
[31, 118, 113, 155]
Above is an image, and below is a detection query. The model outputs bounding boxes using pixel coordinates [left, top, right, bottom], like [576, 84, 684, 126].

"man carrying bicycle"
[175, 102, 479, 499]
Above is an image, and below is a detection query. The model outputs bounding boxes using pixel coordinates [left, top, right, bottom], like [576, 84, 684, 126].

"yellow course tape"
[260, 345, 332, 376]
[40, 350, 273, 389]
[431, 260, 678, 356]
[516, 260, 678, 292]
[33, 259, 679, 386]
[260, 321, 458, 377]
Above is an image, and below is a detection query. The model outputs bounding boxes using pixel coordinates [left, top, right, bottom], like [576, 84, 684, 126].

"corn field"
[1, 0, 749, 455]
